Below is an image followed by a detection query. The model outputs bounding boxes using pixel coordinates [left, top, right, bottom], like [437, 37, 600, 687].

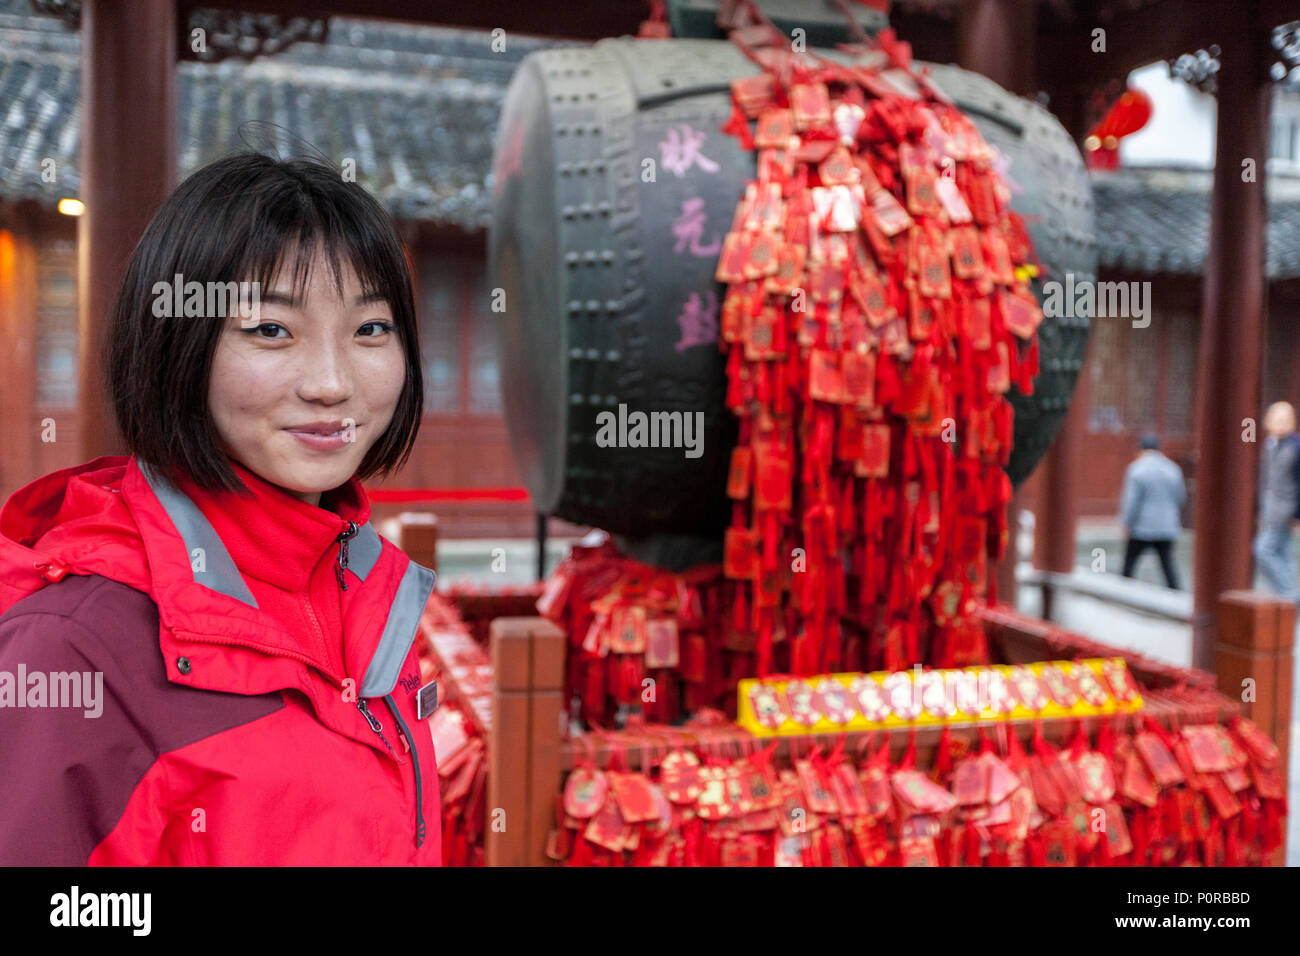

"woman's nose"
[296, 344, 354, 403]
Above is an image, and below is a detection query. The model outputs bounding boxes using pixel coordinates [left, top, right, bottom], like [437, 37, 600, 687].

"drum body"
[489, 38, 1096, 547]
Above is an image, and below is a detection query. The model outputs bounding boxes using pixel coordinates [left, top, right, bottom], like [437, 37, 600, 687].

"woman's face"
[208, 246, 406, 507]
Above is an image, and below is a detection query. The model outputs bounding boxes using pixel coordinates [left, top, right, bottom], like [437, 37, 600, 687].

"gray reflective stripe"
[358, 561, 436, 698]
[136, 458, 259, 608]
[348, 522, 383, 581]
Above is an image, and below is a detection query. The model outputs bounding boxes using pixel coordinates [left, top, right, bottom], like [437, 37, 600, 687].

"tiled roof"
[1092, 165, 1300, 279]
[0, 1, 575, 229]
[5, 0, 1300, 278]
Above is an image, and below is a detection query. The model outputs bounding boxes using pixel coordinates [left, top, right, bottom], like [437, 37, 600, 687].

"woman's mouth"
[284, 423, 356, 450]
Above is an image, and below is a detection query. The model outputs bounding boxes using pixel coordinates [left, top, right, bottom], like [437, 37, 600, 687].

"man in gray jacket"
[1253, 401, 1300, 602]
[1120, 434, 1186, 589]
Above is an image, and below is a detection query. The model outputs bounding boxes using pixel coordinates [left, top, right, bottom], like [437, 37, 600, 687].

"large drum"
[489, 37, 1095, 545]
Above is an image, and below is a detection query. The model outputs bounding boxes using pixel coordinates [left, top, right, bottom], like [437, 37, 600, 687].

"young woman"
[0, 153, 441, 865]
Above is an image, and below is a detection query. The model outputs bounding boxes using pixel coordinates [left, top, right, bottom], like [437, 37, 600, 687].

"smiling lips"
[285, 420, 355, 450]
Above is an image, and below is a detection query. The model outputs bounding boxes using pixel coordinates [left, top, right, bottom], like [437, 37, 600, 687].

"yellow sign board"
[736, 658, 1143, 736]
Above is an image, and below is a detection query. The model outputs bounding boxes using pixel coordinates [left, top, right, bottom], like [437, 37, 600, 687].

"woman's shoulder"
[0, 574, 159, 671]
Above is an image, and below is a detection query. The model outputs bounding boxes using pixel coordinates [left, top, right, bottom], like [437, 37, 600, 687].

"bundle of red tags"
[415, 594, 490, 866]
[710, 16, 1042, 681]
[547, 715, 1286, 866]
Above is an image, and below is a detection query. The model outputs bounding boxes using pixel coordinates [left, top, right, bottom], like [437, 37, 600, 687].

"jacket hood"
[0, 456, 147, 610]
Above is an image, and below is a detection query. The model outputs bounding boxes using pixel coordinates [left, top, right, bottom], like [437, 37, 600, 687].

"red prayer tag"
[899, 836, 938, 867]
[608, 604, 647, 654]
[842, 347, 876, 408]
[808, 349, 846, 403]
[1074, 751, 1116, 804]
[724, 525, 760, 580]
[608, 771, 661, 824]
[564, 768, 609, 819]
[856, 424, 890, 478]
[1000, 289, 1042, 339]
[727, 445, 752, 500]
[790, 82, 831, 129]
[949, 225, 984, 279]
[1231, 716, 1281, 767]
[867, 188, 913, 236]
[819, 146, 857, 186]
[715, 231, 751, 283]
[850, 265, 892, 327]
[644, 616, 680, 668]
[906, 168, 943, 219]
[731, 73, 776, 117]
[744, 305, 785, 361]
[743, 229, 782, 279]
[964, 297, 992, 350]
[754, 108, 795, 149]
[753, 439, 793, 511]
[767, 242, 806, 295]
[984, 229, 1015, 284]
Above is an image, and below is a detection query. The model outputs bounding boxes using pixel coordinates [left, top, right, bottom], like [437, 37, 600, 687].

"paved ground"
[423, 519, 1299, 866]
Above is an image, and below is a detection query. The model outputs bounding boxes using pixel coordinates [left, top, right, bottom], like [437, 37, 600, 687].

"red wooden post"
[77, 0, 177, 460]
[396, 512, 439, 574]
[1216, 592, 1294, 820]
[1191, 10, 1272, 670]
[486, 617, 564, 866]
[0, 223, 38, 494]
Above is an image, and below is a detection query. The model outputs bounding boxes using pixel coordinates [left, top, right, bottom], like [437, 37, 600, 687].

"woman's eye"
[358, 320, 395, 337]
[243, 323, 288, 339]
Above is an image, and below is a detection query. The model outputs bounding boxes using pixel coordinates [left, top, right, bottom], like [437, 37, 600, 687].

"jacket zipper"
[356, 698, 396, 755]
[334, 520, 358, 591]
[384, 694, 427, 849]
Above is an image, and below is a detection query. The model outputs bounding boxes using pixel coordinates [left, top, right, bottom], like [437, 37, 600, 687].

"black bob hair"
[105, 151, 423, 493]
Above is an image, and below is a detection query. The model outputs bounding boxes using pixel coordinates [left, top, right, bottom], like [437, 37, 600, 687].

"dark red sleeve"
[0, 601, 162, 864]
[0, 574, 284, 865]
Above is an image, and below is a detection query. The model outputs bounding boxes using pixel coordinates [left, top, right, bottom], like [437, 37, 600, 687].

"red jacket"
[0, 455, 441, 865]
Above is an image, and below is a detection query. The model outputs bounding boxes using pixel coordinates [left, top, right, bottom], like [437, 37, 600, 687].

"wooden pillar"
[486, 617, 565, 866]
[1033, 65, 1095, 622]
[77, 0, 177, 460]
[1191, 6, 1272, 671]
[957, 0, 1037, 96]
[957, 0, 1038, 610]
[0, 220, 39, 494]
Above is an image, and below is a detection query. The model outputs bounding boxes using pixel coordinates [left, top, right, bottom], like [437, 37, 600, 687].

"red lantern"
[1085, 88, 1153, 170]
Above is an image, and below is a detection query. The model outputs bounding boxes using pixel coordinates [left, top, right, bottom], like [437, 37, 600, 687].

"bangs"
[226, 178, 398, 315]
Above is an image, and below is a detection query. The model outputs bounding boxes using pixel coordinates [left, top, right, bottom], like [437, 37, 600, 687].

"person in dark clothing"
[1253, 401, 1300, 602]
[1119, 434, 1186, 589]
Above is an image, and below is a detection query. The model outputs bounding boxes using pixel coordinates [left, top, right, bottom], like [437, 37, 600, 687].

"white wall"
[1117, 61, 1300, 174]
[1118, 62, 1216, 169]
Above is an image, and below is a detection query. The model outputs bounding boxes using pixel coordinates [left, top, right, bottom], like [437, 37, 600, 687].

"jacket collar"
[165, 457, 369, 593]
[130, 456, 433, 698]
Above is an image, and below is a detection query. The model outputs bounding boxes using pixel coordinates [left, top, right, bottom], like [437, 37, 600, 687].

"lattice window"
[35, 239, 78, 408]
[1087, 314, 1124, 433]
